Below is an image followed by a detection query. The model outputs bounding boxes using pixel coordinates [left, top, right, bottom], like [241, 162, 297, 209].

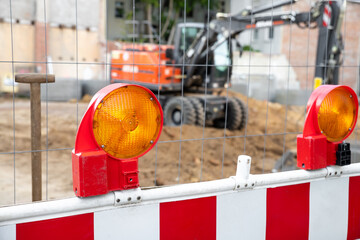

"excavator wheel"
[163, 97, 196, 126]
[188, 97, 205, 126]
[213, 97, 242, 130]
[233, 97, 247, 130]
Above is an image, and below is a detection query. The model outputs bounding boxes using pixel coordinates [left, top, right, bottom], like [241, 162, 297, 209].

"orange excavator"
[111, 0, 345, 130]
[110, 22, 246, 130]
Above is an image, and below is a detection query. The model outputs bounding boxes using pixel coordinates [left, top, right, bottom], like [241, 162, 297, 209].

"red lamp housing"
[297, 85, 358, 170]
[72, 83, 163, 197]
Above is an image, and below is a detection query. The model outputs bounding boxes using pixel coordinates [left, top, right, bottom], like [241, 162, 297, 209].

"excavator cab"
[170, 22, 233, 90]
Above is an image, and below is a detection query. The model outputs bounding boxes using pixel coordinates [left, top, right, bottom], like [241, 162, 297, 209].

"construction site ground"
[0, 90, 357, 206]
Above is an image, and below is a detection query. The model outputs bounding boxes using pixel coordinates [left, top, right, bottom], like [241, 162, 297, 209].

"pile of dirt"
[140, 91, 306, 186]
[0, 91, 307, 205]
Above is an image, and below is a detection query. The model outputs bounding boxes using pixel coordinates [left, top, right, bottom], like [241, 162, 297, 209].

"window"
[268, 27, 274, 39]
[254, 29, 259, 40]
[221, 1, 226, 12]
[179, 27, 202, 53]
[214, 34, 231, 76]
[264, 27, 274, 41]
[115, 1, 125, 18]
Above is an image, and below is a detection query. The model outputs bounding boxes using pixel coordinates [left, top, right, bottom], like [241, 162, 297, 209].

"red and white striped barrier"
[1, 156, 360, 240]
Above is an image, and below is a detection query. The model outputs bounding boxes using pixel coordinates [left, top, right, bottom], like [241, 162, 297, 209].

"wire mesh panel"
[0, 0, 359, 206]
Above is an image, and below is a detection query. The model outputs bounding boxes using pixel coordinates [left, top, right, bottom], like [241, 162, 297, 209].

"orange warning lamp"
[72, 84, 163, 197]
[297, 85, 358, 170]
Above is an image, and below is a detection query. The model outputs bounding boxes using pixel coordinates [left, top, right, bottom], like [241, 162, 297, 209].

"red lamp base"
[72, 150, 139, 197]
[297, 134, 338, 170]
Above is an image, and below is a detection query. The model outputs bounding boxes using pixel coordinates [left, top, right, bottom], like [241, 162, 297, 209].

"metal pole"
[15, 73, 55, 202]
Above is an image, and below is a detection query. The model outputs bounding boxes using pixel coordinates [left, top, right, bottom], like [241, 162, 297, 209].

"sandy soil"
[0, 91, 310, 206]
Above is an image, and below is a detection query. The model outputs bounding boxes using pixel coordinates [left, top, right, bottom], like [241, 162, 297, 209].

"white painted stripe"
[325, 5, 332, 14]
[217, 189, 267, 240]
[94, 203, 159, 240]
[309, 177, 349, 240]
[323, 15, 331, 26]
[0, 225, 16, 240]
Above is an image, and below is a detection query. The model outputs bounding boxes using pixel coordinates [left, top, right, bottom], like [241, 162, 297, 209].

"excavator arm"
[182, 0, 345, 88]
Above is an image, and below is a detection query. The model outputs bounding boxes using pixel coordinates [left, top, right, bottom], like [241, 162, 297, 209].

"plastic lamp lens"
[93, 85, 162, 159]
[318, 87, 357, 142]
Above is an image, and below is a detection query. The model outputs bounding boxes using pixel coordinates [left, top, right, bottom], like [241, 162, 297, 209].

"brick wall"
[281, 1, 360, 90]
[340, 2, 360, 89]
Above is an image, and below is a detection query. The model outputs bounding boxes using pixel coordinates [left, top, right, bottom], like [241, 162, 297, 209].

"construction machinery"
[111, 0, 346, 129]
[111, 24, 245, 130]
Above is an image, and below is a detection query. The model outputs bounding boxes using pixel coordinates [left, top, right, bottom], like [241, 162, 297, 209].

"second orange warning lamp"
[297, 85, 358, 170]
[72, 84, 358, 197]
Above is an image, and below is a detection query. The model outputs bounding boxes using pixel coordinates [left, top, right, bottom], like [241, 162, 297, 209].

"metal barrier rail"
[1, 157, 360, 225]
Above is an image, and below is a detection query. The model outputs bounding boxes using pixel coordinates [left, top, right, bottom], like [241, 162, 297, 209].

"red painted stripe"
[324, 5, 330, 16]
[160, 196, 216, 240]
[347, 176, 360, 240]
[323, 20, 327, 27]
[246, 24, 256, 29]
[266, 183, 310, 240]
[16, 213, 94, 240]
[272, 20, 285, 26]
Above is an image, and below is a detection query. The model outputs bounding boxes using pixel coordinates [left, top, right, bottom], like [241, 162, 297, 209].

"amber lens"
[93, 86, 162, 159]
[318, 87, 356, 142]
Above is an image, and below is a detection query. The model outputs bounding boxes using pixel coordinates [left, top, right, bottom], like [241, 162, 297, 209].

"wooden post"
[15, 73, 55, 202]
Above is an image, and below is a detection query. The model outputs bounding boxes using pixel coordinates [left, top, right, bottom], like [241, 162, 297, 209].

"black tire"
[213, 97, 242, 130]
[188, 97, 205, 126]
[163, 97, 196, 126]
[233, 97, 247, 131]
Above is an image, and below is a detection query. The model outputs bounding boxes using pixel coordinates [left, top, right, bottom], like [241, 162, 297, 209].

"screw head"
[101, 145, 105, 148]
[150, 97, 153, 101]
[150, 140, 154, 144]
